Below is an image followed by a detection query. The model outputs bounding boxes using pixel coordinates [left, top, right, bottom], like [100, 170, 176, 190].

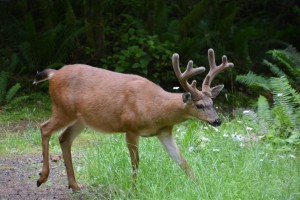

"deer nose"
[211, 118, 221, 126]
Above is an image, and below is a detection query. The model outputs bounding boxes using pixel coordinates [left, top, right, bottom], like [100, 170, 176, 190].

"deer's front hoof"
[37, 171, 48, 187]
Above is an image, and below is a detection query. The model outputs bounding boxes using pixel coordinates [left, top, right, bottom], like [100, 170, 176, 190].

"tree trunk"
[84, 0, 106, 58]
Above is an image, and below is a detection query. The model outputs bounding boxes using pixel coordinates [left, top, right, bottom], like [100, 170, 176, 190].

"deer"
[34, 48, 233, 192]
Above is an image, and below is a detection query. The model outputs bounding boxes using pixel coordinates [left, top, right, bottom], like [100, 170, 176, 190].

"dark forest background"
[0, 0, 300, 106]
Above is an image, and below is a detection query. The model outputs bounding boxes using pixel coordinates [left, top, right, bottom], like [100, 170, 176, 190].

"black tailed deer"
[34, 49, 233, 191]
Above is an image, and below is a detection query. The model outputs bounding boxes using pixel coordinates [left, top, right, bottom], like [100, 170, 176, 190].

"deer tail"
[33, 69, 57, 85]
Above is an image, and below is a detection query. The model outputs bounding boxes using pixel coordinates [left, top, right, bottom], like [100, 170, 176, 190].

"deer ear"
[182, 92, 192, 103]
[211, 85, 224, 98]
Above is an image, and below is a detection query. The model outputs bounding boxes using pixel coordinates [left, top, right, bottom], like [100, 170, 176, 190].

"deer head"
[172, 48, 233, 126]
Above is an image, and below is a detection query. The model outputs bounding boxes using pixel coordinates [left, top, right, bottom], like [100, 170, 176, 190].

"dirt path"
[0, 154, 75, 200]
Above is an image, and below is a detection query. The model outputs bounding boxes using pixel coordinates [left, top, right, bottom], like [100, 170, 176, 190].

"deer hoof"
[37, 180, 42, 187]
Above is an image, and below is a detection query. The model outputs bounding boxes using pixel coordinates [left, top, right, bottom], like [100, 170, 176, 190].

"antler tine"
[172, 53, 206, 97]
[202, 49, 234, 94]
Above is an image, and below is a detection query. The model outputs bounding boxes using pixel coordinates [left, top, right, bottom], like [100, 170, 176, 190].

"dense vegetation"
[1, 1, 300, 90]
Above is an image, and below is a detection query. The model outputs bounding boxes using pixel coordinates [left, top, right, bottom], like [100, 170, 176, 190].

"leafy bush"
[101, 23, 175, 88]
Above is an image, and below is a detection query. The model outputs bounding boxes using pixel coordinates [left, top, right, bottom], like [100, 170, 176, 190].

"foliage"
[1, 0, 300, 92]
[236, 71, 270, 91]
[0, 71, 22, 107]
[236, 47, 300, 147]
[243, 76, 300, 147]
[236, 46, 300, 93]
[101, 26, 175, 87]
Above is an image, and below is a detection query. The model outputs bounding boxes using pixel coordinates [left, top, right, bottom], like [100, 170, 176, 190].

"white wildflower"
[212, 148, 220, 152]
[277, 93, 283, 97]
[201, 136, 210, 142]
[240, 143, 245, 148]
[203, 126, 208, 130]
[243, 110, 251, 114]
[212, 127, 220, 132]
[288, 154, 296, 159]
[258, 135, 265, 140]
[188, 146, 194, 152]
[231, 134, 244, 141]
[223, 134, 229, 138]
[246, 126, 253, 131]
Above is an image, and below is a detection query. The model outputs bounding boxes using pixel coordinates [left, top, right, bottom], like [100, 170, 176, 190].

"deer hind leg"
[59, 121, 84, 191]
[125, 133, 140, 180]
[157, 128, 195, 179]
[37, 115, 75, 187]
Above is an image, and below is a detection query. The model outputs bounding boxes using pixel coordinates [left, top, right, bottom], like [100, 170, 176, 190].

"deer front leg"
[157, 128, 195, 179]
[125, 133, 139, 180]
[59, 121, 84, 191]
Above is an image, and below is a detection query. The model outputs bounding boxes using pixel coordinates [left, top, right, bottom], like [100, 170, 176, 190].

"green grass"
[0, 99, 299, 199]
[71, 120, 300, 200]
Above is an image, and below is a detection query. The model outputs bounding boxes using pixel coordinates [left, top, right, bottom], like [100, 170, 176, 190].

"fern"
[270, 76, 300, 135]
[0, 70, 22, 106]
[267, 47, 300, 85]
[270, 76, 298, 109]
[257, 95, 272, 124]
[262, 59, 285, 77]
[236, 72, 270, 91]
[5, 83, 21, 103]
[268, 49, 295, 75]
[245, 76, 300, 142]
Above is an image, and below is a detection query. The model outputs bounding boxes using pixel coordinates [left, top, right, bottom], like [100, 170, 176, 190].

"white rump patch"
[48, 72, 54, 79]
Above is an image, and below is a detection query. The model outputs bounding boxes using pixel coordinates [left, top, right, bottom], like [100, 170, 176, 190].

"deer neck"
[158, 92, 190, 126]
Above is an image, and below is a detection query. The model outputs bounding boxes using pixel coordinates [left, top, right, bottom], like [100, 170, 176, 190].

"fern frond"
[271, 76, 299, 107]
[284, 46, 300, 69]
[236, 72, 270, 91]
[268, 49, 294, 73]
[5, 83, 21, 103]
[270, 76, 299, 126]
[268, 49, 300, 78]
[262, 59, 285, 77]
[257, 95, 272, 123]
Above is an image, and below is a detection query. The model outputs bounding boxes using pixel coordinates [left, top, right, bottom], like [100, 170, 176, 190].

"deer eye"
[196, 104, 204, 109]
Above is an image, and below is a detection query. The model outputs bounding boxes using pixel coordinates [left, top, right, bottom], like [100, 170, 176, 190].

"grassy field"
[0, 96, 299, 199]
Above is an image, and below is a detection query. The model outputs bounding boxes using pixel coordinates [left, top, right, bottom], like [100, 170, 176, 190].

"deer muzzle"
[210, 118, 222, 127]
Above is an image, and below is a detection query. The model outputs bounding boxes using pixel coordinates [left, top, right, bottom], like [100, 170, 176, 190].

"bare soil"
[0, 154, 76, 200]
